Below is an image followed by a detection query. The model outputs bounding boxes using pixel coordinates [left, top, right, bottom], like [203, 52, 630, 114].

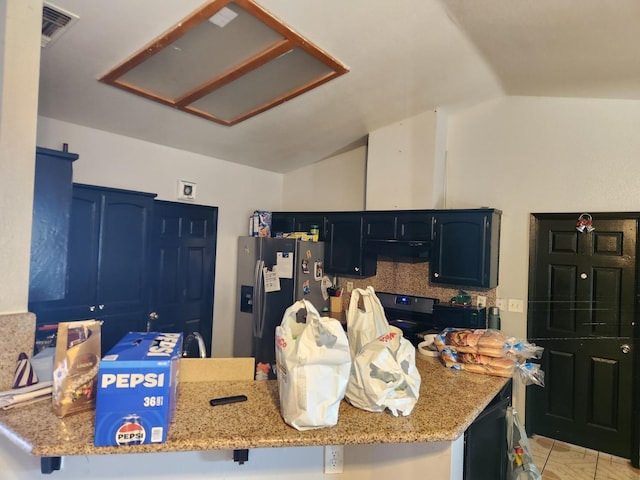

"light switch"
[508, 298, 524, 313]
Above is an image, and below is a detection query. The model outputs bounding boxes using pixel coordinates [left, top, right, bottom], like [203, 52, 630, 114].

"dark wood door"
[527, 214, 636, 459]
[149, 201, 217, 357]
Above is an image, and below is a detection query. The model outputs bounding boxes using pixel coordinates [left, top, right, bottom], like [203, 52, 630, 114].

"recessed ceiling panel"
[118, 4, 283, 100]
[188, 47, 335, 121]
[100, 0, 348, 126]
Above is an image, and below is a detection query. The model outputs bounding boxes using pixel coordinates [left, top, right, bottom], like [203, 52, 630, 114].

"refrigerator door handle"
[253, 260, 265, 338]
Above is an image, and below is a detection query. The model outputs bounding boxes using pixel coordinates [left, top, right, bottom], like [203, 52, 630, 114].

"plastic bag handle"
[348, 286, 389, 333]
[281, 299, 338, 347]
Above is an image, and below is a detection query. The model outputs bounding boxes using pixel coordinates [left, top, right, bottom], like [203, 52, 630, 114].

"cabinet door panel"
[65, 188, 102, 315]
[325, 213, 376, 277]
[437, 218, 485, 283]
[97, 192, 153, 316]
[271, 213, 295, 237]
[295, 214, 325, 240]
[32, 185, 155, 354]
[431, 210, 500, 288]
[363, 213, 397, 239]
[271, 212, 324, 239]
[398, 213, 433, 241]
[29, 148, 77, 303]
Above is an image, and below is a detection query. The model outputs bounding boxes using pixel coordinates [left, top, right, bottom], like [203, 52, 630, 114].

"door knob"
[621, 344, 631, 354]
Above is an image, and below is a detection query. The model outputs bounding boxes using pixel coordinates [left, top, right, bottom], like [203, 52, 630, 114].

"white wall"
[366, 110, 443, 210]
[282, 145, 367, 211]
[0, 0, 41, 313]
[445, 95, 640, 411]
[36, 117, 284, 358]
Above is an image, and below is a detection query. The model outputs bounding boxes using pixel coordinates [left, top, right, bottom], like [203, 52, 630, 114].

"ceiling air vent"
[41, 2, 78, 48]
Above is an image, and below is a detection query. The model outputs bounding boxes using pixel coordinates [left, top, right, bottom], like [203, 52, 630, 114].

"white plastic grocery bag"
[345, 325, 421, 416]
[506, 406, 542, 480]
[346, 286, 391, 358]
[275, 299, 351, 430]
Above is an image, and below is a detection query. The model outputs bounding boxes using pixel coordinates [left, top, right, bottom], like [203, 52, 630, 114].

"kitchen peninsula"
[0, 356, 508, 479]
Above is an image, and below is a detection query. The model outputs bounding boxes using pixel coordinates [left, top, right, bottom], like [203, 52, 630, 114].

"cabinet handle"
[434, 272, 440, 278]
[98, 304, 104, 310]
[89, 305, 95, 312]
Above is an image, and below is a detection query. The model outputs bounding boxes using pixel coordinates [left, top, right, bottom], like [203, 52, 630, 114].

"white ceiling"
[37, 0, 640, 173]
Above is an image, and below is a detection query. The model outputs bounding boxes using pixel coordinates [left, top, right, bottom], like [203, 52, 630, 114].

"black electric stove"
[377, 292, 487, 347]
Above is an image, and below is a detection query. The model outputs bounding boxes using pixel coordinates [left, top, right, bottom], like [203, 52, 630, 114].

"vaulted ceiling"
[37, 0, 640, 173]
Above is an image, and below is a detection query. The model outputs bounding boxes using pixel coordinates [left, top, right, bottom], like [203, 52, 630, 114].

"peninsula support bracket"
[41, 456, 61, 474]
[233, 449, 249, 464]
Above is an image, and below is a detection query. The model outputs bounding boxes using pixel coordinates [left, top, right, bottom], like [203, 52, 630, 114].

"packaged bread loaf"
[440, 348, 516, 377]
[436, 328, 546, 385]
[434, 328, 507, 356]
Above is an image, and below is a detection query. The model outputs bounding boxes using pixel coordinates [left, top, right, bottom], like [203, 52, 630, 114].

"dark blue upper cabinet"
[325, 212, 377, 277]
[31, 183, 156, 353]
[29, 147, 79, 303]
[431, 209, 501, 288]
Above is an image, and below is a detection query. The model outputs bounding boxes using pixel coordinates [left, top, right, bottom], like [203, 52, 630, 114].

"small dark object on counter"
[209, 395, 248, 406]
[450, 290, 472, 306]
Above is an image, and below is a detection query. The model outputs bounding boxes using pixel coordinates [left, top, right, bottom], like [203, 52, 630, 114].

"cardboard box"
[250, 210, 271, 237]
[94, 332, 182, 446]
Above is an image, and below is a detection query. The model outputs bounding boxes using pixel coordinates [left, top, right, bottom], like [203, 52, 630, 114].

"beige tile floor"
[529, 435, 640, 479]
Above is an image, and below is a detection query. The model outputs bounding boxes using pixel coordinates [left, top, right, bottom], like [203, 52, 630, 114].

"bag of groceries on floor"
[275, 299, 351, 431]
[434, 328, 545, 386]
[507, 406, 542, 480]
[345, 287, 421, 416]
[52, 319, 101, 417]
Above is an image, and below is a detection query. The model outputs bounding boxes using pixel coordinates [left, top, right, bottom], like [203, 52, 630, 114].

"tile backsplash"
[336, 259, 496, 310]
[0, 312, 36, 390]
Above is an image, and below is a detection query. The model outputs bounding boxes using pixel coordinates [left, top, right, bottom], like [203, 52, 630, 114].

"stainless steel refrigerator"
[234, 236, 329, 379]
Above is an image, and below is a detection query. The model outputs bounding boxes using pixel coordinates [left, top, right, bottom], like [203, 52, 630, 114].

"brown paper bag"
[52, 320, 101, 417]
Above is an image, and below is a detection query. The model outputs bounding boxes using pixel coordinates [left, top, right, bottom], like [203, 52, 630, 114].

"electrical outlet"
[346, 281, 354, 293]
[508, 298, 524, 313]
[476, 295, 487, 308]
[324, 445, 344, 474]
[496, 298, 507, 310]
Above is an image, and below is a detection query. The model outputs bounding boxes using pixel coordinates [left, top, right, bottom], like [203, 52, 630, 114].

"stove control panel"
[377, 292, 438, 315]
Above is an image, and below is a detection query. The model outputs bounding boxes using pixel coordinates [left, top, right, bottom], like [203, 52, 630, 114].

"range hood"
[363, 239, 432, 261]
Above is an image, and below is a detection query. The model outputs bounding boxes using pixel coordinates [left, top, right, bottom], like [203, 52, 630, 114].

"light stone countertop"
[0, 357, 509, 458]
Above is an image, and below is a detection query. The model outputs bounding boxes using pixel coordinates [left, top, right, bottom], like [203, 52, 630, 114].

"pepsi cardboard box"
[94, 332, 182, 447]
